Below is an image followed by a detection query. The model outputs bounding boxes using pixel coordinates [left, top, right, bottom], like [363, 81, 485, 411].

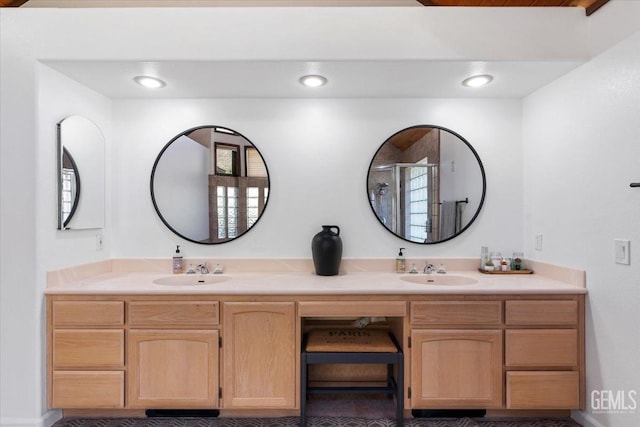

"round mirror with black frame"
[151, 125, 270, 244]
[367, 125, 486, 244]
[60, 147, 81, 229]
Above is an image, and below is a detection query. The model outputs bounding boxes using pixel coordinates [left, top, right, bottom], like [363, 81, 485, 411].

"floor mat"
[53, 416, 582, 427]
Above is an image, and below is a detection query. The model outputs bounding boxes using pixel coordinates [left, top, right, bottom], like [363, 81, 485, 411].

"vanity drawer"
[298, 301, 406, 317]
[506, 329, 578, 367]
[53, 330, 124, 369]
[506, 371, 580, 409]
[52, 371, 124, 408]
[53, 301, 124, 327]
[410, 301, 502, 325]
[128, 301, 219, 327]
[505, 300, 578, 325]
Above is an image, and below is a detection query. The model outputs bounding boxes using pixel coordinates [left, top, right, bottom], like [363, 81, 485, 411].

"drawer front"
[506, 300, 578, 325]
[298, 301, 406, 317]
[506, 329, 578, 367]
[507, 371, 580, 409]
[53, 301, 124, 327]
[410, 301, 502, 325]
[52, 371, 124, 408]
[53, 330, 124, 369]
[128, 301, 219, 327]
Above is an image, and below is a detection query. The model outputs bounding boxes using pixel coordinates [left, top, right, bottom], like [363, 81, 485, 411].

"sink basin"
[153, 275, 232, 286]
[400, 275, 478, 286]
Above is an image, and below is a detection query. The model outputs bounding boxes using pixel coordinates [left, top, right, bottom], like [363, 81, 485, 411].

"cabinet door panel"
[505, 300, 577, 326]
[53, 330, 124, 369]
[507, 371, 580, 409]
[222, 302, 297, 409]
[506, 329, 577, 367]
[127, 329, 219, 408]
[52, 371, 124, 408]
[128, 301, 219, 327]
[53, 301, 124, 327]
[411, 301, 502, 325]
[411, 329, 502, 408]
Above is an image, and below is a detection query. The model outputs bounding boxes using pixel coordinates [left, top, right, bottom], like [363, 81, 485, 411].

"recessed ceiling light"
[462, 74, 494, 88]
[299, 75, 328, 88]
[133, 75, 166, 89]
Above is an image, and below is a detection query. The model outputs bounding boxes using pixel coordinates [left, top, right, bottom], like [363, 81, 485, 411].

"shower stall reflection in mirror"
[369, 162, 440, 243]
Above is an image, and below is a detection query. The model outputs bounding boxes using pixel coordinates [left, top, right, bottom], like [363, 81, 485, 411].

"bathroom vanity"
[46, 260, 586, 418]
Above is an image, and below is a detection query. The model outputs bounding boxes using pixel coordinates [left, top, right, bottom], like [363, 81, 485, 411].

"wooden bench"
[300, 328, 404, 426]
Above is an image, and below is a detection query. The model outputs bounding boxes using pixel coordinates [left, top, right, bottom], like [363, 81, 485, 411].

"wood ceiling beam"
[585, 0, 608, 16]
[415, 0, 609, 14]
[0, 0, 30, 6]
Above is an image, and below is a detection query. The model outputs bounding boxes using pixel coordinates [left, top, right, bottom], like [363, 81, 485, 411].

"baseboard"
[571, 410, 608, 427]
[0, 410, 61, 427]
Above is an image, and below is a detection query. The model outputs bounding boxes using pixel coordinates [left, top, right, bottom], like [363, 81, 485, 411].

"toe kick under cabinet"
[47, 293, 584, 414]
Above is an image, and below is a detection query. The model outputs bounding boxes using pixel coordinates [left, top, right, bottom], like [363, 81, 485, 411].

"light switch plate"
[534, 234, 543, 251]
[615, 239, 630, 265]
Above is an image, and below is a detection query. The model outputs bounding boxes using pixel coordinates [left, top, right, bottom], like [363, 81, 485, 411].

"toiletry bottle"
[480, 246, 489, 270]
[396, 248, 406, 273]
[172, 245, 183, 274]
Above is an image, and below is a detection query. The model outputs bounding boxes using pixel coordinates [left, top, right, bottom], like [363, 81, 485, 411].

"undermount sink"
[153, 275, 232, 286]
[400, 275, 478, 286]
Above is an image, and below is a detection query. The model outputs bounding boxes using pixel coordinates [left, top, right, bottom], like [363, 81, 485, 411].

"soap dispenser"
[172, 245, 183, 274]
[396, 248, 406, 273]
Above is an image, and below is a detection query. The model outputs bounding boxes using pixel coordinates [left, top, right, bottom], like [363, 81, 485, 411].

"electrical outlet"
[615, 239, 630, 265]
[534, 234, 543, 251]
[96, 233, 103, 251]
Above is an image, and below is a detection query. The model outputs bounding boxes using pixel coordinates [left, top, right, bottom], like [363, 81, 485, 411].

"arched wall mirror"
[151, 125, 270, 244]
[367, 125, 486, 244]
[57, 115, 105, 230]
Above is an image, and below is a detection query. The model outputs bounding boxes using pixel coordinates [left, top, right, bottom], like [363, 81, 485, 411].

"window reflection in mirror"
[367, 125, 485, 244]
[60, 148, 80, 228]
[151, 126, 269, 244]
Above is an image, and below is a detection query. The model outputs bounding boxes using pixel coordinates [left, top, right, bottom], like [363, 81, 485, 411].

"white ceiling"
[43, 59, 583, 99]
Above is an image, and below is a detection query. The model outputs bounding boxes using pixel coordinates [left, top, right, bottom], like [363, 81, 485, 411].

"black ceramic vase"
[311, 225, 343, 276]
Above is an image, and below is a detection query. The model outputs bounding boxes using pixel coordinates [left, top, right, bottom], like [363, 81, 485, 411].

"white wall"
[112, 98, 523, 259]
[153, 135, 210, 242]
[36, 65, 113, 270]
[439, 130, 484, 227]
[0, 60, 112, 426]
[523, 30, 640, 427]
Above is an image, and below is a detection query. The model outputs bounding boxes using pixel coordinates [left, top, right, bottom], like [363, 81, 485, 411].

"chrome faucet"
[424, 262, 435, 274]
[195, 263, 209, 274]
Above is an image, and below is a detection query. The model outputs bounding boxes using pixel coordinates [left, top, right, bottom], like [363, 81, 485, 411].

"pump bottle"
[396, 248, 406, 273]
[172, 245, 183, 274]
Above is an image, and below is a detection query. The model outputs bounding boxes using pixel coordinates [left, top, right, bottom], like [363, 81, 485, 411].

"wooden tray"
[478, 268, 533, 275]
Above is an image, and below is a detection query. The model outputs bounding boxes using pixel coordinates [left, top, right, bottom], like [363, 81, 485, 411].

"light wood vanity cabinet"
[48, 293, 584, 414]
[127, 301, 220, 409]
[222, 302, 297, 409]
[504, 299, 582, 409]
[409, 296, 584, 411]
[410, 300, 503, 409]
[49, 300, 125, 408]
[127, 329, 219, 408]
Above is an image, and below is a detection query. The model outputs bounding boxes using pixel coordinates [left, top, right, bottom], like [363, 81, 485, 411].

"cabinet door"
[411, 329, 502, 408]
[222, 302, 297, 409]
[127, 329, 219, 408]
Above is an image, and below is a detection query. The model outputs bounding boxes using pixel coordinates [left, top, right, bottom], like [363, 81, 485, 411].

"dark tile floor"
[53, 396, 582, 427]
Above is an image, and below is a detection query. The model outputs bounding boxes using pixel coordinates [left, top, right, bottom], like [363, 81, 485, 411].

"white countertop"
[45, 270, 587, 295]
